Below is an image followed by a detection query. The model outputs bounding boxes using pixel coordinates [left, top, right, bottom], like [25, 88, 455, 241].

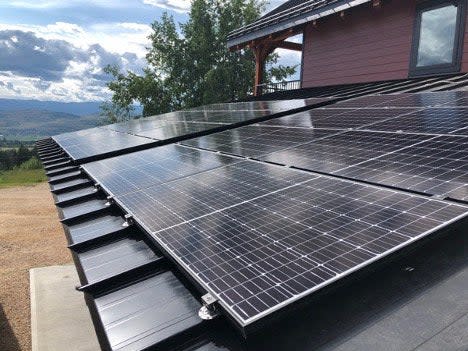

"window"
[410, 0, 467, 76]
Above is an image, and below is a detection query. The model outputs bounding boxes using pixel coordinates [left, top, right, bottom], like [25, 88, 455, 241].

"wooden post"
[253, 44, 274, 96]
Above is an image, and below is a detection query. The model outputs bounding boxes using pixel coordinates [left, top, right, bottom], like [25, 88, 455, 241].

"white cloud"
[7, 0, 127, 9]
[0, 22, 150, 102]
[143, 0, 190, 13]
[0, 21, 152, 57]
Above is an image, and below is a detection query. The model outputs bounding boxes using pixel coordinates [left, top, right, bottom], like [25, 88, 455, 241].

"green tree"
[102, 0, 296, 119]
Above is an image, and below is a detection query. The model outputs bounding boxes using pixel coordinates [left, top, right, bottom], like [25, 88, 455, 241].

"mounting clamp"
[198, 293, 220, 320]
[122, 214, 134, 227]
[105, 196, 114, 206]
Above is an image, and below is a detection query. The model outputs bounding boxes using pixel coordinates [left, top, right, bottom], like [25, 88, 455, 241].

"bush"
[19, 156, 42, 170]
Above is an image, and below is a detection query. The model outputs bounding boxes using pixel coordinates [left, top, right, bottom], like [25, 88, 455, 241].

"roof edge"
[227, 0, 371, 49]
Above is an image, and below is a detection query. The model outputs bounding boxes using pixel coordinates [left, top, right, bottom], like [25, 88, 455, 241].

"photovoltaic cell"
[112, 162, 468, 327]
[182, 126, 338, 158]
[336, 135, 468, 201]
[260, 108, 418, 130]
[334, 92, 468, 108]
[183, 98, 332, 112]
[361, 108, 468, 135]
[261, 131, 432, 173]
[83, 144, 239, 196]
[183, 126, 468, 202]
[54, 98, 332, 161]
[82, 146, 468, 330]
[104, 98, 331, 135]
[53, 128, 153, 161]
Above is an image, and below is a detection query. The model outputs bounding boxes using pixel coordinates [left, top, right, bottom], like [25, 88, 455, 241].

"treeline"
[0, 145, 41, 171]
[102, 0, 296, 123]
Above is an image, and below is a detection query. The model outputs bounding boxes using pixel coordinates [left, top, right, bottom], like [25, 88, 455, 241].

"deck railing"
[256, 80, 301, 95]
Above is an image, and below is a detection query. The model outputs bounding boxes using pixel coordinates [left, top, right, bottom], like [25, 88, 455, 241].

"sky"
[0, 0, 300, 102]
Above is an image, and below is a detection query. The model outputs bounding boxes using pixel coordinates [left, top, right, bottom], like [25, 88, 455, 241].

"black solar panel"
[156, 179, 466, 325]
[183, 99, 331, 112]
[335, 92, 467, 109]
[361, 108, 468, 135]
[260, 108, 418, 130]
[183, 127, 468, 202]
[336, 135, 468, 202]
[82, 144, 239, 196]
[261, 131, 432, 173]
[82, 146, 468, 330]
[54, 99, 331, 162]
[182, 126, 338, 158]
[103, 99, 331, 137]
[53, 128, 153, 161]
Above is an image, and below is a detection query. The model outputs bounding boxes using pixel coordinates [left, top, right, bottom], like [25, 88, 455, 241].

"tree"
[102, 0, 296, 119]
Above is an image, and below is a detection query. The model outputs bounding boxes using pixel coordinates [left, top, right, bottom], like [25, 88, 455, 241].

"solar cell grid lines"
[138, 172, 468, 326]
[183, 98, 331, 112]
[83, 144, 240, 196]
[53, 98, 333, 162]
[261, 131, 433, 173]
[53, 128, 153, 161]
[361, 108, 468, 135]
[182, 126, 339, 158]
[261, 108, 419, 130]
[337, 135, 468, 202]
[335, 91, 468, 108]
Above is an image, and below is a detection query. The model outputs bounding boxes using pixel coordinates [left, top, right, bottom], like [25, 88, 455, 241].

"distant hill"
[0, 98, 102, 116]
[0, 109, 100, 139]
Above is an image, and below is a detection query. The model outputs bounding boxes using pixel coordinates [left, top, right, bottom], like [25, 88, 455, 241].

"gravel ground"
[0, 183, 71, 351]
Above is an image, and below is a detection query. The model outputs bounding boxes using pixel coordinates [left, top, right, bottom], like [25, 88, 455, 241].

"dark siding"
[462, 2, 468, 72]
[301, 0, 421, 88]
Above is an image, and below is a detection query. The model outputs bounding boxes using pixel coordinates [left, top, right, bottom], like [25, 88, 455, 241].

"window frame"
[409, 0, 467, 77]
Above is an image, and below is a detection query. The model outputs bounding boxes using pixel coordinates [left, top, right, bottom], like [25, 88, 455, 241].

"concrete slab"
[30, 265, 100, 351]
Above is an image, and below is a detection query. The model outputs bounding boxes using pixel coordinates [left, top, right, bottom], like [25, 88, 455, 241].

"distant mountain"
[0, 109, 100, 139]
[0, 98, 102, 116]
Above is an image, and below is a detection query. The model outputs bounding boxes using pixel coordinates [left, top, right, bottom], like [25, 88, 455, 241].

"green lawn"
[0, 168, 47, 187]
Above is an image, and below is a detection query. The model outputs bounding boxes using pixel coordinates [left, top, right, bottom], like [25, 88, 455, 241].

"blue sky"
[0, 0, 300, 102]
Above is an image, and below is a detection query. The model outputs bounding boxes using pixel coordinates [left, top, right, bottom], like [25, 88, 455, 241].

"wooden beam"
[275, 41, 302, 51]
[252, 44, 275, 96]
[229, 26, 303, 52]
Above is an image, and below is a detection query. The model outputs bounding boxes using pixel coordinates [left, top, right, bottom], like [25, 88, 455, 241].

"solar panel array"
[52, 91, 468, 332]
[184, 92, 468, 202]
[53, 98, 330, 162]
[82, 147, 468, 329]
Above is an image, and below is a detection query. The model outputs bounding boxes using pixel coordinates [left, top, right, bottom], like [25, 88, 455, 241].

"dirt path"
[0, 183, 71, 351]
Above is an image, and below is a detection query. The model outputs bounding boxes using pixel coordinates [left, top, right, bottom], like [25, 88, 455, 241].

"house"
[227, 0, 468, 95]
[35, 1, 468, 350]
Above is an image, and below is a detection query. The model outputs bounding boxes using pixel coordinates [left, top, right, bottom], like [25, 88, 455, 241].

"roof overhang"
[227, 0, 372, 50]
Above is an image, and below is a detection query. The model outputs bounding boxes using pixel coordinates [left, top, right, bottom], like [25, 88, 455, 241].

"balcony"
[256, 80, 301, 95]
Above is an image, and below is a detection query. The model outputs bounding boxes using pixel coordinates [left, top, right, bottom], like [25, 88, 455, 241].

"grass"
[0, 168, 47, 187]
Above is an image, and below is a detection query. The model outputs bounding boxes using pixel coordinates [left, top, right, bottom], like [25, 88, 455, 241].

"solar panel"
[81, 146, 468, 331]
[103, 99, 331, 137]
[360, 108, 468, 135]
[182, 126, 338, 158]
[261, 131, 432, 173]
[336, 135, 468, 202]
[82, 144, 240, 196]
[260, 108, 418, 130]
[154, 178, 466, 326]
[183, 98, 332, 112]
[335, 92, 467, 108]
[54, 98, 332, 162]
[183, 127, 468, 202]
[53, 128, 153, 162]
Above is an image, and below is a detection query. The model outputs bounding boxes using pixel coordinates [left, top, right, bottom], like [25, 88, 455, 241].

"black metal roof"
[36, 73, 468, 351]
[227, 0, 372, 48]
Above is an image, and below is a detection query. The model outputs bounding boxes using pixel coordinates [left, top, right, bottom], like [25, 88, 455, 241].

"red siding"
[301, 0, 468, 88]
